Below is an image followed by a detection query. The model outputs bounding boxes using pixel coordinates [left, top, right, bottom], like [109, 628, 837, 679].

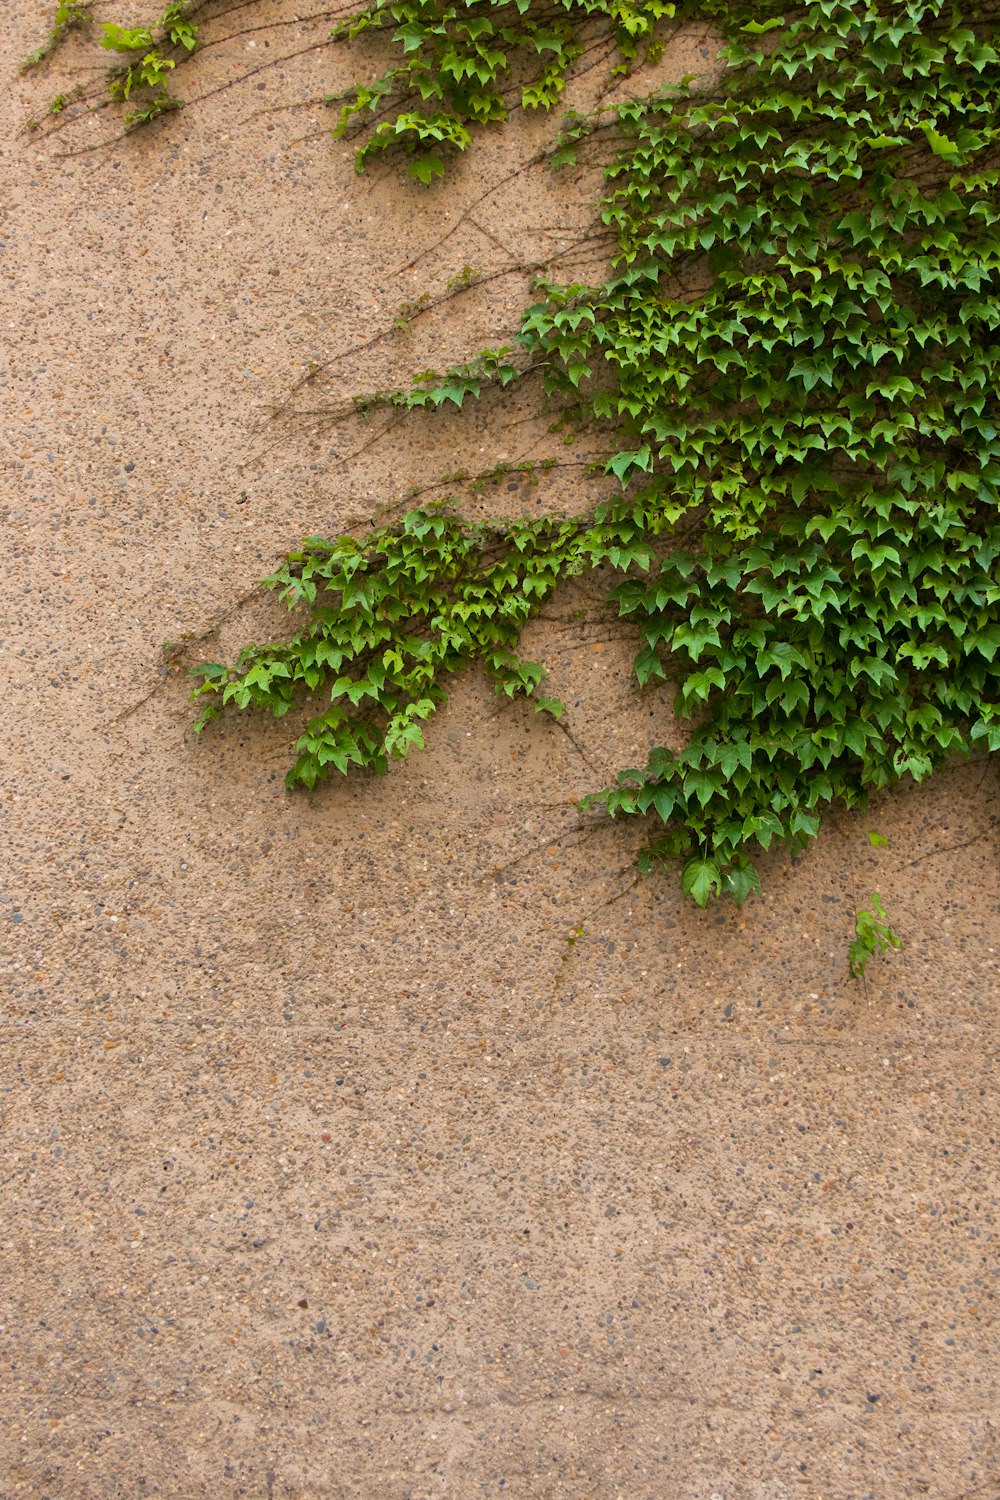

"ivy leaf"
[681, 858, 722, 908]
[921, 124, 960, 157]
[408, 154, 445, 186]
[721, 860, 761, 907]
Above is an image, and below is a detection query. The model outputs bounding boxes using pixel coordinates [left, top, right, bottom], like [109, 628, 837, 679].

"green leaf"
[921, 124, 960, 157]
[534, 696, 565, 720]
[101, 22, 152, 52]
[408, 153, 445, 186]
[681, 858, 722, 908]
[721, 860, 761, 907]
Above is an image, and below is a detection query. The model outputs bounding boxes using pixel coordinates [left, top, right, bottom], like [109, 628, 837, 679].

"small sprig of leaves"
[100, 1, 198, 125]
[20, 0, 92, 73]
[849, 894, 902, 980]
[356, 110, 474, 185]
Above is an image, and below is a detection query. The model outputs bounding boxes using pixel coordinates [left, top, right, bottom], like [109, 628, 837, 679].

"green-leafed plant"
[100, 2, 198, 124]
[850, 893, 902, 979]
[35, 0, 998, 957]
[327, 0, 679, 168]
[191, 506, 586, 787]
[193, 0, 999, 935]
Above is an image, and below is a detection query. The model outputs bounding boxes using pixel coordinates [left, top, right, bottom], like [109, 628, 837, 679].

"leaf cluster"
[849, 892, 902, 978]
[192, 507, 586, 790]
[327, 0, 683, 179]
[100, 1, 198, 125]
[545, 0, 1000, 901]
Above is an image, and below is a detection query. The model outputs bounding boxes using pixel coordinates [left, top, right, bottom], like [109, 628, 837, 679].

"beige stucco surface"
[1, 4, 998, 1495]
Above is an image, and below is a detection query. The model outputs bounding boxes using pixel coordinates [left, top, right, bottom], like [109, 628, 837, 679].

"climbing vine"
[22, 0, 201, 127]
[326, 0, 684, 180]
[26, 0, 1000, 927]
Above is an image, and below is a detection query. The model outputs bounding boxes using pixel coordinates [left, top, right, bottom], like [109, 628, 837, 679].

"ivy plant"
[98, 2, 199, 124]
[192, 0, 999, 929]
[43, 0, 995, 939]
[850, 893, 903, 979]
[327, 0, 678, 169]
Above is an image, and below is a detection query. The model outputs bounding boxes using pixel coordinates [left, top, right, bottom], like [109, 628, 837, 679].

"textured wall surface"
[2, 4, 998, 1495]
